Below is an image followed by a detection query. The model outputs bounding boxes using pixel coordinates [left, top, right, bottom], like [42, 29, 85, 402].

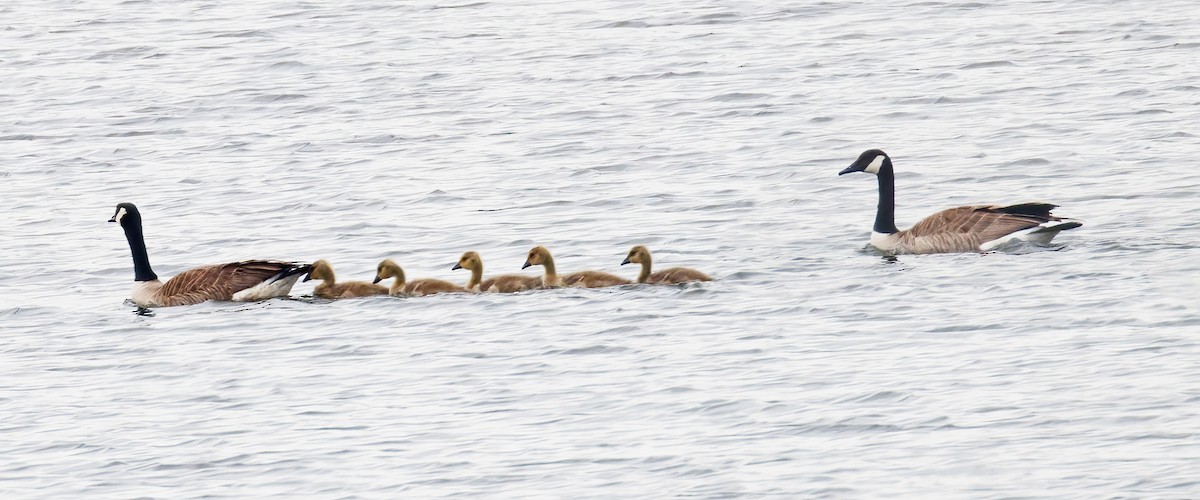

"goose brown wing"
[158, 260, 301, 305]
[987, 202, 1059, 219]
[905, 205, 1050, 247]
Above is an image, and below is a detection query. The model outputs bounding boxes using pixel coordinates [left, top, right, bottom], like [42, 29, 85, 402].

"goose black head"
[109, 202, 141, 227]
[839, 149, 891, 176]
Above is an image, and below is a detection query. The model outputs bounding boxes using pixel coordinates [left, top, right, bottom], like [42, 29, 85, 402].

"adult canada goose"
[452, 251, 542, 293]
[305, 259, 388, 299]
[374, 259, 465, 297]
[838, 149, 1083, 254]
[522, 246, 632, 288]
[109, 203, 310, 307]
[621, 245, 712, 285]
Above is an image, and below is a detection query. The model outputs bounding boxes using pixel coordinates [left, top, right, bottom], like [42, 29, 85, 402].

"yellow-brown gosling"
[621, 245, 712, 285]
[305, 259, 389, 299]
[522, 245, 631, 288]
[452, 251, 542, 293]
[374, 259, 466, 297]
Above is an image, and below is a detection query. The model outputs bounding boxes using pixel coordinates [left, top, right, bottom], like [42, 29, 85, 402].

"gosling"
[522, 246, 631, 288]
[452, 251, 543, 293]
[305, 259, 389, 299]
[621, 245, 712, 285]
[374, 259, 466, 297]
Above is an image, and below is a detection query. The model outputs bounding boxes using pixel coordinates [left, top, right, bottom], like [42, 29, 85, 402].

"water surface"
[2, 0, 1199, 497]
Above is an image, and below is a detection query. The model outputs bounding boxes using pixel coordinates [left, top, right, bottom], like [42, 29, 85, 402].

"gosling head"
[108, 202, 141, 228]
[522, 246, 551, 269]
[374, 259, 402, 284]
[453, 251, 481, 271]
[839, 149, 891, 176]
[621, 245, 650, 265]
[304, 259, 334, 282]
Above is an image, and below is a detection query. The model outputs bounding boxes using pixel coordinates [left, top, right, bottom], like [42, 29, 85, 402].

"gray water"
[3, 0, 1199, 497]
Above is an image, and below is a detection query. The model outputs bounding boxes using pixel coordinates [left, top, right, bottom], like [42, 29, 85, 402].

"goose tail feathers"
[979, 218, 1083, 251]
[230, 261, 311, 302]
[991, 202, 1059, 218]
[1029, 219, 1083, 234]
[272, 262, 313, 282]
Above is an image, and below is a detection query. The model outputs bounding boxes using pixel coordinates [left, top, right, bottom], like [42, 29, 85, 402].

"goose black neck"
[874, 164, 899, 234]
[122, 219, 158, 281]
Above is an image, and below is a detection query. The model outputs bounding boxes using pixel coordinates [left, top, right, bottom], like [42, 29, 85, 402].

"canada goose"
[451, 251, 542, 293]
[838, 149, 1083, 254]
[374, 259, 465, 297]
[522, 246, 632, 288]
[304, 259, 388, 299]
[108, 203, 309, 307]
[621, 245, 712, 285]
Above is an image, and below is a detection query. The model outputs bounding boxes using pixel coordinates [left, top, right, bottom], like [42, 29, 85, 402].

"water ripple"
[2, 0, 1198, 497]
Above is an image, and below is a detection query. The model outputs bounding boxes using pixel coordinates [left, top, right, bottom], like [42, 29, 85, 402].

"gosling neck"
[467, 265, 483, 290]
[313, 271, 335, 297]
[388, 268, 407, 295]
[541, 256, 562, 287]
[638, 257, 652, 284]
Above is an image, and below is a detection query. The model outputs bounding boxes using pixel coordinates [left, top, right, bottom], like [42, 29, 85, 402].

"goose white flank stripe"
[838, 150, 1082, 254]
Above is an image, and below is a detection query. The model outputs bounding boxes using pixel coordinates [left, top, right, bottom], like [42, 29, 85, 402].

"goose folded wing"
[907, 205, 1051, 244]
[158, 260, 297, 305]
[987, 202, 1059, 219]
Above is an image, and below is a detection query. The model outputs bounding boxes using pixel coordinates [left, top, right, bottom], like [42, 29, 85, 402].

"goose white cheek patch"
[113, 207, 128, 223]
[864, 155, 885, 174]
